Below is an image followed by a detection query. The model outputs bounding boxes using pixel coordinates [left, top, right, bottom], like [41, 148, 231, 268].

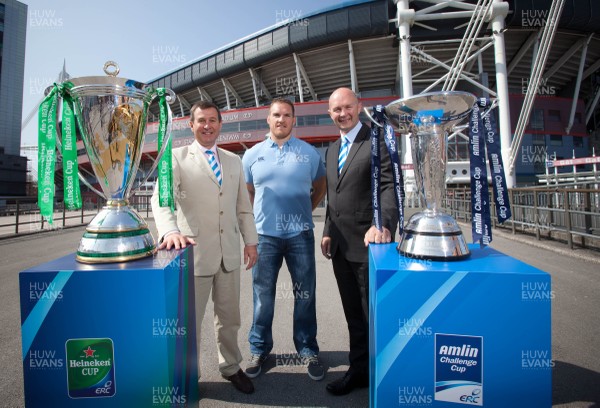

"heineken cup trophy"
[39, 62, 175, 263]
[384, 91, 476, 260]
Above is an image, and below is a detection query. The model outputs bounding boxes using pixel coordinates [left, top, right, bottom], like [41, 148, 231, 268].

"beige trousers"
[194, 265, 242, 378]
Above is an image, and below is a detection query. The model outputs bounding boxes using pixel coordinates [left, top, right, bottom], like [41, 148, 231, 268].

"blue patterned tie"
[206, 150, 222, 186]
[338, 137, 350, 175]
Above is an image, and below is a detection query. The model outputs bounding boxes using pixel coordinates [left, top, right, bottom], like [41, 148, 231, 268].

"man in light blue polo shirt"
[242, 97, 326, 381]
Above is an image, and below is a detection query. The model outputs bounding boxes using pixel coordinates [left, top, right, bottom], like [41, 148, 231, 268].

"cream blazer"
[151, 142, 258, 276]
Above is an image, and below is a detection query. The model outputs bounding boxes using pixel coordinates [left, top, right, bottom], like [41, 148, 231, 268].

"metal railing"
[3, 188, 600, 252]
[446, 186, 600, 250]
[0, 194, 153, 238]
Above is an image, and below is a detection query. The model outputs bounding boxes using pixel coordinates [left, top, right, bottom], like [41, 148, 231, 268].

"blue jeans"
[248, 229, 319, 357]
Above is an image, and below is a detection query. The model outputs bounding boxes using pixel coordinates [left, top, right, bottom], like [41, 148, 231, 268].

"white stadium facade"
[79, 0, 600, 190]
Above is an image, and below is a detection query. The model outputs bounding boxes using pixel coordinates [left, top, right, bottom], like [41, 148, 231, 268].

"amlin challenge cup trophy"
[37, 61, 175, 263]
[367, 91, 477, 260]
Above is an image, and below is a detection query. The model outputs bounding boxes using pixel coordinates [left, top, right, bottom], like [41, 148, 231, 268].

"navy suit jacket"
[323, 123, 398, 263]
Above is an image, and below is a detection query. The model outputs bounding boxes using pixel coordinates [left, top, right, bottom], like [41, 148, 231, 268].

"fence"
[0, 194, 153, 238]
[3, 189, 600, 251]
[446, 186, 600, 250]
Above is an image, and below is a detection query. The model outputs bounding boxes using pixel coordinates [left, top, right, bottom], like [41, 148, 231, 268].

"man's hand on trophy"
[364, 226, 392, 246]
[158, 232, 197, 250]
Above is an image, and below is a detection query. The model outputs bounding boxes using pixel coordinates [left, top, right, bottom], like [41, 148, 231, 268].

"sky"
[20, 0, 350, 146]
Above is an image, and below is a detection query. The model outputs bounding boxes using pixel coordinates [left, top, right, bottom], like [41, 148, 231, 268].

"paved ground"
[0, 209, 599, 407]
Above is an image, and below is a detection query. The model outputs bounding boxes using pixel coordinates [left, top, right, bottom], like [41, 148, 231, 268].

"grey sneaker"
[304, 355, 325, 381]
[245, 354, 268, 378]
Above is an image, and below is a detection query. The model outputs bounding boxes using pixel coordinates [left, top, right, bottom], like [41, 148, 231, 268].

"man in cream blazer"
[151, 101, 258, 394]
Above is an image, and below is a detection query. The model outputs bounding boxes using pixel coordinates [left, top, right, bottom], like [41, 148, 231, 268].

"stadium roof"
[146, 0, 600, 129]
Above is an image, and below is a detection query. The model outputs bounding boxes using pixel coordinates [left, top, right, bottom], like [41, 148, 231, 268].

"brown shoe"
[223, 369, 254, 394]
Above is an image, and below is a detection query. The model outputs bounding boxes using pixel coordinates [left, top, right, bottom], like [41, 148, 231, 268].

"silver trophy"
[372, 91, 476, 260]
[49, 62, 174, 263]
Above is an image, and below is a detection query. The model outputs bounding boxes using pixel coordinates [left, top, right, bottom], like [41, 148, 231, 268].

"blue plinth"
[369, 244, 552, 408]
[19, 249, 198, 407]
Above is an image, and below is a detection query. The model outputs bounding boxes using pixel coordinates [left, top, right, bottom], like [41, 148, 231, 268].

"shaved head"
[328, 87, 362, 134]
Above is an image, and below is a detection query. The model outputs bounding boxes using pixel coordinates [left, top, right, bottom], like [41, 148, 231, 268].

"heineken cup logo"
[65, 338, 116, 398]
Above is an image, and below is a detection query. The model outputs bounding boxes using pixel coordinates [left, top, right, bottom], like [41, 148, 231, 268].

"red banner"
[548, 156, 600, 167]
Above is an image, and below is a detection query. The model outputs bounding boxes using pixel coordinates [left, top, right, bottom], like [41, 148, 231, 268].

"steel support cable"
[414, 45, 498, 96]
[448, 0, 493, 90]
[443, 0, 483, 90]
[443, 0, 494, 91]
[509, 0, 565, 172]
[442, 0, 484, 90]
[420, 41, 497, 95]
[509, 3, 562, 168]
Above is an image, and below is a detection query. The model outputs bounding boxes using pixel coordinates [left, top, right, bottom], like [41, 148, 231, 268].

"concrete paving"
[0, 210, 599, 407]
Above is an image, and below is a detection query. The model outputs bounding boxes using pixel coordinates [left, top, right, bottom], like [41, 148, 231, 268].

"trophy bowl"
[383, 91, 476, 260]
[47, 63, 175, 263]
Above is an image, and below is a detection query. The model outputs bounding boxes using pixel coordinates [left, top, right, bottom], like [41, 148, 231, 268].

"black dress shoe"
[326, 370, 369, 396]
[223, 369, 255, 394]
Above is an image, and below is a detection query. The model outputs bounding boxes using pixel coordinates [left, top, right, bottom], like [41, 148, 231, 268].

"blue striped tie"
[338, 137, 350, 175]
[206, 150, 222, 186]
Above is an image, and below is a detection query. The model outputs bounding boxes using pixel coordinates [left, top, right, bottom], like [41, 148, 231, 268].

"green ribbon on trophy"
[61, 94, 82, 211]
[37, 85, 59, 224]
[37, 84, 174, 225]
[156, 88, 174, 212]
[37, 84, 83, 225]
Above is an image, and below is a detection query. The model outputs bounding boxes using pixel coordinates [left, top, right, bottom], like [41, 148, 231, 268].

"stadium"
[74, 0, 600, 191]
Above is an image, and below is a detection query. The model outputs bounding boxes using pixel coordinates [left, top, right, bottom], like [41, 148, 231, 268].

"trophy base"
[398, 211, 470, 261]
[76, 202, 155, 264]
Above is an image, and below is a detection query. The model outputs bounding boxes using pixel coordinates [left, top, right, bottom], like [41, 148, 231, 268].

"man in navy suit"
[321, 87, 398, 396]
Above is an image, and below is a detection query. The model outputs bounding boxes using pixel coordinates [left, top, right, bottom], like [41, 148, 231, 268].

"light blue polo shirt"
[242, 136, 326, 238]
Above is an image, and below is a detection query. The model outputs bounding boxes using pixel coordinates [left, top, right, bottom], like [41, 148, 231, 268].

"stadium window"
[448, 135, 469, 161]
[172, 128, 190, 140]
[532, 134, 545, 146]
[549, 135, 563, 146]
[573, 136, 583, 148]
[529, 109, 544, 130]
[317, 114, 334, 126]
[303, 116, 316, 126]
[548, 110, 561, 122]
[239, 121, 258, 131]
[221, 122, 240, 133]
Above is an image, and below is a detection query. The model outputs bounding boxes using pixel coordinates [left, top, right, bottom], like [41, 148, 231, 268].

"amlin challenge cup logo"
[435, 333, 483, 405]
[65, 338, 116, 399]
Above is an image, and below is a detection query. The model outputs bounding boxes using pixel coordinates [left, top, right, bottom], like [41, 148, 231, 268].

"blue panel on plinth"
[369, 244, 552, 408]
[20, 249, 198, 407]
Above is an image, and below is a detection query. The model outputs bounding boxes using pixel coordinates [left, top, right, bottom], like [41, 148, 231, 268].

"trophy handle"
[76, 168, 107, 198]
[130, 88, 175, 192]
[362, 107, 384, 128]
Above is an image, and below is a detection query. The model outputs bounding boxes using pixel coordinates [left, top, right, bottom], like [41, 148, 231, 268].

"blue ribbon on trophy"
[468, 98, 512, 246]
[370, 105, 405, 235]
